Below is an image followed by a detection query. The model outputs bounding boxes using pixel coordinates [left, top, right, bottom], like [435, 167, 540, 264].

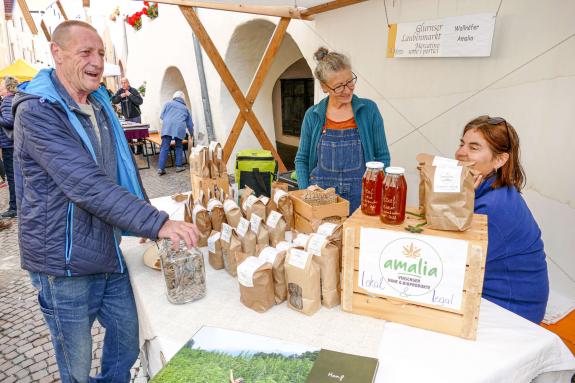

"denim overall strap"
[309, 128, 366, 213]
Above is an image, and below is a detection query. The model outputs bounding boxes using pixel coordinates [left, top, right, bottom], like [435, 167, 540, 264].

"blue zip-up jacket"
[476, 176, 549, 323]
[0, 93, 14, 148]
[295, 95, 390, 189]
[13, 69, 169, 277]
[160, 97, 193, 140]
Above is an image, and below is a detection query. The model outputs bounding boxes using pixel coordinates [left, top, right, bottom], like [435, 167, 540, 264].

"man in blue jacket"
[13, 20, 199, 383]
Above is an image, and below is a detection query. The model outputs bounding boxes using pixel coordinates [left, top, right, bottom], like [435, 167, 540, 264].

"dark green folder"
[306, 349, 379, 383]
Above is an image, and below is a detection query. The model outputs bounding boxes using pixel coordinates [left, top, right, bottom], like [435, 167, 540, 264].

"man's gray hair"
[173, 90, 185, 100]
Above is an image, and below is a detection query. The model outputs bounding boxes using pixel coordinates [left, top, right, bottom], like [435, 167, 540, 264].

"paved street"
[0, 153, 190, 383]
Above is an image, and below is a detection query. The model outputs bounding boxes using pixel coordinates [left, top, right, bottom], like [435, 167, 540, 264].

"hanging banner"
[387, 13, 496, 58]
[358, 227, 468, 311]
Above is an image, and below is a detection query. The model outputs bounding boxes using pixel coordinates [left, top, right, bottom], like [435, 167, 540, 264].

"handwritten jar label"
[287, 248, 310, 269]
[237, 256, 263, 287]
[266, 211, 283, 228]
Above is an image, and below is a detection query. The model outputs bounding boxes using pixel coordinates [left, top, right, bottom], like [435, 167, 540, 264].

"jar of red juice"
[361, 161, 384, 216]
[380, 167, 407, 225]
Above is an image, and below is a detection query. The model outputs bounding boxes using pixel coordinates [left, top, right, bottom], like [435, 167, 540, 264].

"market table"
[120, 195, 575, 382]
[121, 122, 150, 169]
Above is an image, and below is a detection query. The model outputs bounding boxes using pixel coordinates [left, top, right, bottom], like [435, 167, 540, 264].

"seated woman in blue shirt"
[455, 115, 549, 323]
[295, 47, 390, 213]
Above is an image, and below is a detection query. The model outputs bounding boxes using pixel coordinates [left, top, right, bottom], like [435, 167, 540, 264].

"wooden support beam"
[301, 0, 368, 17]
[180, 6, 287, 172]
[17, 0, 38, 35]
[223, 17, 290, 166]
[156, 0, 312, 20]
[40, 19, 51, 41]
[56, 0, 68, 20]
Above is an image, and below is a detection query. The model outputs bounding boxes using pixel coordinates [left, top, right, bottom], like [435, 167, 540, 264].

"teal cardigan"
[295, 95, 391, 189]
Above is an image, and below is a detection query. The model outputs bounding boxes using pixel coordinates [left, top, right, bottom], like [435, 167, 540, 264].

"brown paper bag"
[221, 229, 242, 277]
[306, 233, 340, 308]
[241, 187, 266, 220]
[236, 255, 275, 313]
[207, 197, 226, 232]
[190, 145, 210, 178]
[265, 211, 287, 246]
[235, 217, 257, 257]
[192, 203, 212, 247]
[223, 197, 242, 228]
[272, 188, 294, 230]
[258, 246, 287, 304]
[420, 160, 475, 231]
[207, 230, 224, 270]
[284, 248, 321, 315]
[249, 213, 269, 247]
[268, 182, 288, 215]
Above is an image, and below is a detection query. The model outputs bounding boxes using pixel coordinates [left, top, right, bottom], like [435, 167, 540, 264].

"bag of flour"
[220, 223, 241, 277]
[265, 211, 287, 246]
[236, 254, 275, 313]
[258, 246, 287, 304]
[235, 217, 257, 257]
[306, 233, 340, 308]
[284, 248, 321, 315]
[207, 231, 224, 270]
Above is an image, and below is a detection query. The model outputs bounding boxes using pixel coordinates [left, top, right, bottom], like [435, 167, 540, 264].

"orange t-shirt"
[324, 117, 357, 131]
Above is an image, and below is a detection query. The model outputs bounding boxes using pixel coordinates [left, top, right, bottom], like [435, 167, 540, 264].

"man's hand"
[158, 220, 200, 249]
[121, 91, 130, 98]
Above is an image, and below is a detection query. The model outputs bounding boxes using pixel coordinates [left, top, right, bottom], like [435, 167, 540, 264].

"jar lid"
[366, 161, 384, 169]
[386, 166, 405, 174]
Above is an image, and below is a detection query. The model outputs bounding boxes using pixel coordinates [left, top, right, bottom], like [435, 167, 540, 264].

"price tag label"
[250, 214, 262, 233]
[221, 223, 232, 243]
[266, 211, 283, 228]
[288, 248, 310, 269]
[236, 217, 250, 237]
[208, 232, 221, 253]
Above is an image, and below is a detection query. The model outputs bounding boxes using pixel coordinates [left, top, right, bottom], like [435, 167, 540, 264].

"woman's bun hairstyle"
[314, 47, 330, 62]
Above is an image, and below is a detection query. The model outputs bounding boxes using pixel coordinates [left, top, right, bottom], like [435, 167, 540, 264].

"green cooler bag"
[234, 149, 278, 197]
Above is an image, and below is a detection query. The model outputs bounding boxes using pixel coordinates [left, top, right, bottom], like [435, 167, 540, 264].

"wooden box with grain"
[288, 189, 349, 221]
[341, 209, 488, 340]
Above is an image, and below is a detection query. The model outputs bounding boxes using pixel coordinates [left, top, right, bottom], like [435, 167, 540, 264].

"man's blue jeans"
[158, 135, 183, 170]
[29, 272, 140, 383]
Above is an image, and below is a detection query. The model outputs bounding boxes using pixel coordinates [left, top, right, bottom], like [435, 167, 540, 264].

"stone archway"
[220, 19, 308, 168]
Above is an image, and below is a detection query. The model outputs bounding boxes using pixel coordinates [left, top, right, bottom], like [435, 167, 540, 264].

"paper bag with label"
[267, 182, 288, 214]
[241, 186, 266, 220]
[207, 196, 226, 232]
[258, 246, 287, 304]
[265, 211, 287, 246]
[207, 230, 224, 270]
[220, 223, 238, 276]
[208, 141, 226, 178]
[249, 213, 269, 246]
[272, 188, 294, 230]
[223, 197, 242, 228]
[420, 159, 475, 231]
[284, 248, 321, 315]
[236, 254, 275, 313]
[235, 217, 257, 257]
[191, 145, 211, 178]
[192, 203, 212, 247]
[306, 234, 340, 308]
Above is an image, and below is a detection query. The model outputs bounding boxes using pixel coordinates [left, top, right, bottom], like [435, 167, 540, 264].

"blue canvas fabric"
[475, 175, 549, 323]
[0, 93, 14, 147]
[13, 69, 168, 276]
[295, 95, 390, 189]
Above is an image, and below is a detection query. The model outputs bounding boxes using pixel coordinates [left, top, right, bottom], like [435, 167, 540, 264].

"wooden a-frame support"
[160, 0, 367, 171]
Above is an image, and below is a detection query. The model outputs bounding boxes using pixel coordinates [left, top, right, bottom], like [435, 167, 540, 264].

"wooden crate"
[341, 209, 488, 340]
[288, 189, 349, 220]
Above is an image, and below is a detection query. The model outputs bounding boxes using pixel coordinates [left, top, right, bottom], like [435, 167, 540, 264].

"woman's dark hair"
[464, 115, 525, 191]
[313, 47, 351, 84]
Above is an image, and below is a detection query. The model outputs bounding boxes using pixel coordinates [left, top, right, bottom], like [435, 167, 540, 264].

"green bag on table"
[234, 149, 278, 197]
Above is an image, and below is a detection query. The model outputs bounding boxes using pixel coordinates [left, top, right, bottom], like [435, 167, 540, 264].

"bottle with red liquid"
[380, 167, 407, 225]
[361, 161, 384, 216]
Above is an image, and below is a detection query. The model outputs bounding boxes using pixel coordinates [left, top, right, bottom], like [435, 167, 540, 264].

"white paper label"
[192, 204, 206, 224]
[266, 211, 283, 229]
[237, 256, 263, 287]
[293, 233, 310, 248]
[224, 199, 239, 213]
[434, 166, 462, 193]
[193, 145, 207, 154]
[221, 223, 233, 243]
[276, 241, 291, 252]
[208, 232, 221, 253]
[236, 217, 250, 237]
[208, 141, 218, 158]
[207, 199, 223, 212]
[250, 214, 262, 234]
[217, 147, 223, 160]
[259, 196, 270, 205]
[307, 233, 327, 257]
[273, 189, 288, 205]
[432, 156, 459, 167]
[259, 246, 281, 264]
[288, 248, 310, 269]
[317, 222, 338, 236]
[242, 195, 259, 211]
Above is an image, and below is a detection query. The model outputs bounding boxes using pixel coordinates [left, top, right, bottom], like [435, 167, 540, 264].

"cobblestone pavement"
[0, 154, 190, 383]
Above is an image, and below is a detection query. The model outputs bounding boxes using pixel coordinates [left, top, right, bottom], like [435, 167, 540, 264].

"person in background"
[0, 75, 18, 219]
[112, 77, 143, 122]
[295, 47, 390, 212]
[13, 20, 199, 382]
[455, 115, 548, 323]
[157, 90, 194, 175]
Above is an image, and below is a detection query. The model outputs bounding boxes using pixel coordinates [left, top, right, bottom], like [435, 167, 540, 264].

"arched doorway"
[221, 19, 311, 170]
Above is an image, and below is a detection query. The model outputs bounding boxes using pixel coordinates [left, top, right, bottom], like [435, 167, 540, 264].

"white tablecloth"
[121, 195, 575, 382]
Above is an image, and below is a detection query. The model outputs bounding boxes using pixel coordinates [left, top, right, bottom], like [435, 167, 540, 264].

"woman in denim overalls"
[295, 48, 391, 213]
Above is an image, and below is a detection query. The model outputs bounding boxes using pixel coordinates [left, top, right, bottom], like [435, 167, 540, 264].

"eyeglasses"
[324, 73, 358, 94]
[487, 117, 512, 151]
